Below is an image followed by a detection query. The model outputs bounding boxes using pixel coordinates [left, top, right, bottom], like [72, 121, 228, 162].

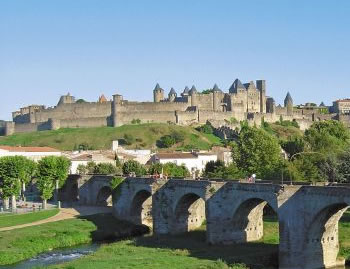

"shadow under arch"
[303, 202, 349, 269]
[231, 198, 278, 243]
[130, 190, 153, 227]
[172, 193, 206, 234]
[96, 186, 113, 206]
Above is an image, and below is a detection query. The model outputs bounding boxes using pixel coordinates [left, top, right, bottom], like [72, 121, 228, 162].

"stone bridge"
[111, 178, 350, 269]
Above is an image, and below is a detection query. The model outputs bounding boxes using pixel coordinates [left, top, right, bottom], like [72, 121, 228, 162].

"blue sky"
[1, 0, 349, 120]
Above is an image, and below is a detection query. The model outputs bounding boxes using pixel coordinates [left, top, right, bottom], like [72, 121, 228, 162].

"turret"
[168, 88, 177, 102]
[266, 97, 276, 114]
[284, 92, 293, 116]
[112, 94, 123, 127]
[181, 86, 190, 97]
[57, 93, 75, 106]
[153, 83, 164, 103]
[256, 80, 266, 113]
[212, 84, 222, 111]
[189, 85, 198, 107]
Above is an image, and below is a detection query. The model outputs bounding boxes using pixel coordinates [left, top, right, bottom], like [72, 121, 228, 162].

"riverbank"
[0, 209, 59, 229]
[0, 213, 148, 265]
[44, 215, 350, 269]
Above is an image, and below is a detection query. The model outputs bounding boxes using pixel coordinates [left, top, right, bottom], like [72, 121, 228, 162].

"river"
[0, 244, 99, 269]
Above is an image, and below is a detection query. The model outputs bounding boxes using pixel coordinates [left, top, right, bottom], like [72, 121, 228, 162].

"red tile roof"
[155, 153, 197, 159]
[0, 146, 60, 153]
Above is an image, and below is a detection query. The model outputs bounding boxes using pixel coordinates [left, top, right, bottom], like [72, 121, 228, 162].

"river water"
[0, 243, 349, 269]
[0, 244, 99, 269]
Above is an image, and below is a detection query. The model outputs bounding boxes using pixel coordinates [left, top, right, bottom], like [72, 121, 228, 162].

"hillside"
[0, 123, 222, 151]
[263, 123, 303, 140]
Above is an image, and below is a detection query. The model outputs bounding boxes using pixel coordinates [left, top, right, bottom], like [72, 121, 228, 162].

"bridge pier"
[206, 182, 281, 244]
[152, 180, 223, 235]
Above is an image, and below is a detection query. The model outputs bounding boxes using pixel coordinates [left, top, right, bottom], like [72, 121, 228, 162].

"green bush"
[158, 135, 176, 148]
[122, 160, 146, 176]
[123, 134, 135, 145]
[197, 123, 214, 134]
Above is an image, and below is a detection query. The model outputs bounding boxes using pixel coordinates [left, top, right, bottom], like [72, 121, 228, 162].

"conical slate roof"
[284, 92, 293, 103]
[169, 88, 177, 95]
[212, 84, 222, 92]
[229, 79, 246, 93]
[183, 86, 190, 93]
[189, 85, 197, 95]
[154, 83, 161, 91]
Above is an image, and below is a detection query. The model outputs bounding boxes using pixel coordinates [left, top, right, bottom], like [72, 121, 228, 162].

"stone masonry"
[4, 79, 347, 136]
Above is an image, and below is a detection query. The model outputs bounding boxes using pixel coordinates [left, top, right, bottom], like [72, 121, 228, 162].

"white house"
[64, 151, 116, 174]
[0, 146, 61, 162]
[152, 152, 217, 175]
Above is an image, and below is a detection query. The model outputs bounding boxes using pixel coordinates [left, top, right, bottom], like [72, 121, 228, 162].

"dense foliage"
[36, 156, 71, 200]
[122, 160, 147, 176]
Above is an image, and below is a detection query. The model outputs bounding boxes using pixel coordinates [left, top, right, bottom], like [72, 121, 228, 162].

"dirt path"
[0, 206, 112, 232]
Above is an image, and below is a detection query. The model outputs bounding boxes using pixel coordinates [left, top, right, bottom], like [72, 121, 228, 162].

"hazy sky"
[1, 0, 349, 120]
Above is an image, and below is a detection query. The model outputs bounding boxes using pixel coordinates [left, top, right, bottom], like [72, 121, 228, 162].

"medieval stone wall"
[32, 102, 112, 123]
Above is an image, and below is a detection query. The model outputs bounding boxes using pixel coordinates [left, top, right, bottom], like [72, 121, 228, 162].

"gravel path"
[0, 206, 113, 232]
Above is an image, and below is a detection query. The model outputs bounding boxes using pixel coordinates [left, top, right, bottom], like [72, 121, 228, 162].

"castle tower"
[4, 121, 15, 136]
[112, 94, 123, 127]
[153, 83, 164, 103]
[57, 93, 75, 106]
[168, 88, 177, 102]
[212, 84, 222, 111]
[284, 92, 294, 116]
[266, 97, 276, 114]
[256, 80, 266, 113]
[181, 86, 190, 97]
[189, 85, 198, 107]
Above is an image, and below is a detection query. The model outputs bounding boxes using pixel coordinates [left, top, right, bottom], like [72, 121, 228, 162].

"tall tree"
[37, 156, 71, 208]
[0, 156, 26, 210]
[231, 126, 283, 180]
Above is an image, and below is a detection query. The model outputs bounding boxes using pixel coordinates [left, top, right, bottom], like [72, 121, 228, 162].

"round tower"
[212, 84, 222, 111]
[284, 92, 293, 116]
[4, 122, 15, 136]
[112, 94, 123, 127]
[168, 88, 177, 102]
[153, 83, 164, 103]
[189, 85, 198, 107]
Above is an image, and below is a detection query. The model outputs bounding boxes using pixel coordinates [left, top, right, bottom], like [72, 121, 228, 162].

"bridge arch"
[230, 197, 278, 243]
[303, 203, 349, 268]
[172, 192, 206, 234]
[129, 189, 153, 227]
[96, 186, 113, 206]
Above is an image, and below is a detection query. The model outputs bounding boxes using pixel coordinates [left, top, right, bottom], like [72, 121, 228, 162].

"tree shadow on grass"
[132, 229, 278, 269]
[77, 213, 150, 242]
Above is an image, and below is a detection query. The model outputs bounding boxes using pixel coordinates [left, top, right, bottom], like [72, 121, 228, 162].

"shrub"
[158, 135, 176, 148]
[123, 134, 135, 145]
[197, 123, 213, 134]
[122, 160, 146, 176]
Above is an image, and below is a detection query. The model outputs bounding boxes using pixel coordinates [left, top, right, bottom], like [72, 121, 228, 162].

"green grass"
[0, 213, 147, 265]
[0, 209, 59, 228]
[264, 123, 303, 140]
[0, 123, 222, 151]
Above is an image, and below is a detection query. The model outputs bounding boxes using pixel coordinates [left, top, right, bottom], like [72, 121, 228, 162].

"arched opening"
[304, 203, 349, 269]
[173, 193, 205, 234]
[130, 190, 153, 227]
[231, 198, 278, 244]
[96, 186, 113, 206]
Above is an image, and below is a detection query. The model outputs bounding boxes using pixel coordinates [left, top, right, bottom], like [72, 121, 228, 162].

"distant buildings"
[152, 152, 217, 175]
[0, 146, 61, 161]
[332, 99, 350, 114]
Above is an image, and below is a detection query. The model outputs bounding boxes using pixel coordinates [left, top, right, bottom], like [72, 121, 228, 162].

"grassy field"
[0, 209, 59, 228]
[1, 213, 350, 268]
[0, 213, 148, 265]
[0, 123, 222, 151]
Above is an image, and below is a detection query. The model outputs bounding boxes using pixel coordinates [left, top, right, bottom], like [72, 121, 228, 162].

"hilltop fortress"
[2, 79, 349, 136]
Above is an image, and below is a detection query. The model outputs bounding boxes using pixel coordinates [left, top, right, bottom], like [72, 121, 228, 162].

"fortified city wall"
[3, 78, 349, 136]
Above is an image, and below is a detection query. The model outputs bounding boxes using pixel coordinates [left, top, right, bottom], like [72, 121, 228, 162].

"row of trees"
[204, 120, 350, 183]
[76, 159, 190, 178]
[0, 156, 71, 209]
